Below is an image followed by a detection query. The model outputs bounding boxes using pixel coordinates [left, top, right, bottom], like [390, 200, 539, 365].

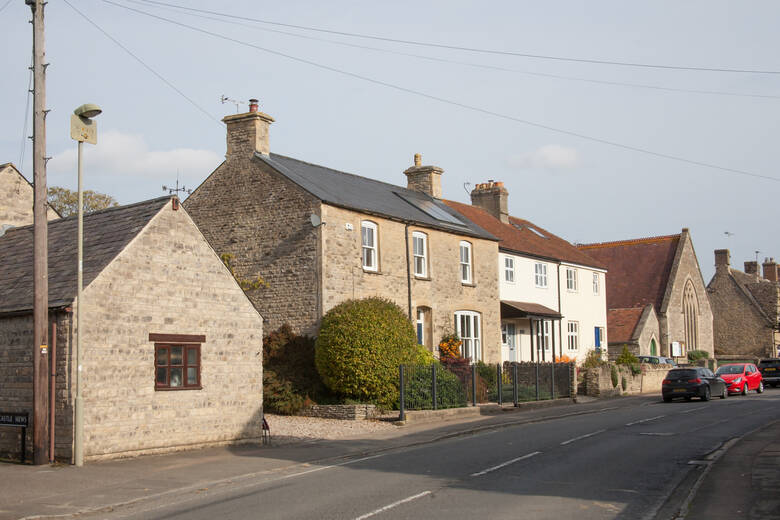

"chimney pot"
[470, 179, 509, 224]
[222, 102, 274, 159]
[249, 99, 259, 112]
[414, 153, 421, 167]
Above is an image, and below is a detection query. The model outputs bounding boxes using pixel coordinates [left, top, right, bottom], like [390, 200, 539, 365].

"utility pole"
[28, 0, 49, 466]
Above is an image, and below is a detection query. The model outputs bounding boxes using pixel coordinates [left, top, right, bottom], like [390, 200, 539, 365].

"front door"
[502, 322, 517, 362]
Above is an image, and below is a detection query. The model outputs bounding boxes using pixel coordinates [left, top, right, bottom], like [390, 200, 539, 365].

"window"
[567, 321, 579, 351]
[416, 308, 425, 346]
[537, 320, 551, 350]
[460, 241, 472, 283]
[683, 280, 699, 351]
[504, 256, 515, 282]
[155, 344, 201, 389]
[455, 311, 481, 362]
[592, 272, 600, 295]
[361, 221, 378, 271]
[535, 263, 547, 288]
[566, 268, 578, 291]
[412, 232, 427, 277]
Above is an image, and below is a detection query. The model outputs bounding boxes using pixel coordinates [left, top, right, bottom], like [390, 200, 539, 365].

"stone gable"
[0, 163, 58, 228]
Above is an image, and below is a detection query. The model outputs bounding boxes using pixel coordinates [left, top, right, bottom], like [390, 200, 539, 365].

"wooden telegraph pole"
[28, 0, 50, 465]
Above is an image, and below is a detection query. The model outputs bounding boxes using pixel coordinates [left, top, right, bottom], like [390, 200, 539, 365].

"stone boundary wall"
[580, 364, 672, 397]
[297, 404, 378, 420]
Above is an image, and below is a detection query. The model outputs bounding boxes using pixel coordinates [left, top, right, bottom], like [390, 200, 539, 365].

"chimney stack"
[222, 98, 274, 160]
[470, 180, 509, 224]
[403, 153, 443, 198]
[763, 257, 778, 282]
[744, 260, 759, 278]
[714, 249, 730, 274]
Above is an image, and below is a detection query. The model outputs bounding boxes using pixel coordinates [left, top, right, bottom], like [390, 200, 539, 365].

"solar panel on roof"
[395, 192, 468, 227]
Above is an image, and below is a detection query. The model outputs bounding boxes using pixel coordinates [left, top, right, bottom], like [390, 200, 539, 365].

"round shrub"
[315, 297, 433, 407]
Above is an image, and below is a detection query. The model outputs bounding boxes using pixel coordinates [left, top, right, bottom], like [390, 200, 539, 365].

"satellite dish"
[310, 214, 322, 227]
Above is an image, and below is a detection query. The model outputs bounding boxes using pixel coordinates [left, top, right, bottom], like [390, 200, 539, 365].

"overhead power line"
[124, 0, 780, 101]
[130, 0, 780, 75]
[0, 0, 13, 14]
[103, 0, 779, 183]
[63, 0, 223, 127]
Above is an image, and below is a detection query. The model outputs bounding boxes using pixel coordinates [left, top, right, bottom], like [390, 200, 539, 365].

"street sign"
[70, 114, 97, 144]
[0, 412, 29, 427]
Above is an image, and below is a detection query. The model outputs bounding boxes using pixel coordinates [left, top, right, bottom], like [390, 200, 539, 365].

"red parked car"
[714, 363, 764, 395]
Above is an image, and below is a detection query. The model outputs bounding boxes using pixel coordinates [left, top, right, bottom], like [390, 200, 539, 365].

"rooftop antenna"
[724, 231, 734, 238]
[755, 250, 761, 263]
[220, 95, 246, 114]
[463, 182, 471, 196]
[163, 170, 192, 197]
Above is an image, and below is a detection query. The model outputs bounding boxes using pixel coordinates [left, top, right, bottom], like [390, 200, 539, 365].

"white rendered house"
[447, 182, 607, 364]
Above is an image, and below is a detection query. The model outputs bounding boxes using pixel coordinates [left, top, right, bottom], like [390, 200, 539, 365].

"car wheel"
[720, 386, 727, 399]
[702, 386, 711, 401]
[757, 381, 764, 394]
[663, 396, 672, 403]
[742, 383, 749, 396]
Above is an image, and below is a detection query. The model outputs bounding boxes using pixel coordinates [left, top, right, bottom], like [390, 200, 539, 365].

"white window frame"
[566, 268, 578, 292]
[455, 311, 481, 362]
[412, 231, 427, 278]
[504, 256, 515, 283]
[535, 262, 548, 288]
[592, 272, 600, 295]
[361, 221, 378, 271]
[567, 321, 579, 351]
[541, 321, 551, 350]
[460, 241, 473, 284]
[416, 308, 425, 346]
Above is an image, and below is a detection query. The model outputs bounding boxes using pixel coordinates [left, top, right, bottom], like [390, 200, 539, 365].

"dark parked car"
[758, 358, 780, 387]
[662, 367, 727, 402]
[715, 363, 763, 395]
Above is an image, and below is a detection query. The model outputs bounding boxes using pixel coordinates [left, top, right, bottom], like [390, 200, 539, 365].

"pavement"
[0, 396, 777, 520]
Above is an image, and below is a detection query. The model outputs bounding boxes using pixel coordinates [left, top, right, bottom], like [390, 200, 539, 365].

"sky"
[2, 0, 779, 282]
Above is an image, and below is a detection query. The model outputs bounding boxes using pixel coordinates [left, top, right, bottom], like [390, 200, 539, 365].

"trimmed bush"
[621, 375, 628, 391]
[688, 350, 710, 361]
[315, 297, 433, 407]
[611, 365, 619, 388]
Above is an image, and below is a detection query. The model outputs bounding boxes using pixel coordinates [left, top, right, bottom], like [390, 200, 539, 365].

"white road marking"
[625, 415, 666, 426]
[354, 491, 432, 520]
[677, 407, 707, 414]
[639, 432, 675, 436]
[275, 453, 387, 481]
[470, 451, 542, 477]
[560, 429, 607, 446]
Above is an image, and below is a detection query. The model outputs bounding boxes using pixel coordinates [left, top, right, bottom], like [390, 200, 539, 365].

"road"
[87, 390, 780, 520]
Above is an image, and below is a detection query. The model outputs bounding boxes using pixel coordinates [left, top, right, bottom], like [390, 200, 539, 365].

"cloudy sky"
[2, 0, 779, 281]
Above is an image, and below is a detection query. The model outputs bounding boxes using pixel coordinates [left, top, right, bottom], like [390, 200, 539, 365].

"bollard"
[399, 365, 406, 422]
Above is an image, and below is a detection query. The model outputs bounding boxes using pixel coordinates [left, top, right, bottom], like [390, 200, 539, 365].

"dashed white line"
[470, 451, 542, 477]
[639, 432, 675, 436]
[677, 407, 707, 414]
[560, 429, 607, 446]
[354, 491, 432, 520]
[626, 415, 666, 426]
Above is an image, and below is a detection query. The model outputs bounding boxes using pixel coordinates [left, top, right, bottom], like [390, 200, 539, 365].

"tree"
[47, 186, 118, 217]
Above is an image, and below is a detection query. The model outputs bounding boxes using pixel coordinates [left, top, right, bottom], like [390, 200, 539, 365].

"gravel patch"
[264, 414, 399, 445]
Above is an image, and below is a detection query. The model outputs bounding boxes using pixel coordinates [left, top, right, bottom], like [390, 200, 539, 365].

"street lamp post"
[70, 103, 101, 467]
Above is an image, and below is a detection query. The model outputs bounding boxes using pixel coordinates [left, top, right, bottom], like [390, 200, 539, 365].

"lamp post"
[70, 103, 101, 466]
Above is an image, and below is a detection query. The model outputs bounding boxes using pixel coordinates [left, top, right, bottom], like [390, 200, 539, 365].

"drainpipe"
[405, 223, 412, 320]
[557, 263, 563, 360]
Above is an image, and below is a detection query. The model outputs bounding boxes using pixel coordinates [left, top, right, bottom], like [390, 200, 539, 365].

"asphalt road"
[92, 389, 780, 520]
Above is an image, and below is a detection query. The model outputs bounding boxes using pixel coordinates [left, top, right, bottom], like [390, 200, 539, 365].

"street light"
[70, 103, 101, 467]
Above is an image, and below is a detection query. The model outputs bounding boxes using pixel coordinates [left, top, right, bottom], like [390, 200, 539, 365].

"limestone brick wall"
[0, 312, 72, 461]
[185, 160, 320, 336]
[661, 233, 714, 357]
[580, 364, 669, 397]
[747, 281, 780, 324]
[297, 404, 377, 420]
[635, 308, 660, 357]
[0, 164, 58, 228]
[708, 269, 774, 357]
[77, 203, 264, 460]
[320, 205, 502, 362]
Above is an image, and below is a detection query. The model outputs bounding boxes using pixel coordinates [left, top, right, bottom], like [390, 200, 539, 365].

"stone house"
[0, 162, 58, 229]
[707, 250, 780, 358]
[0, 197, 264, 462]
[185, 102, 502, 362]
[445, 182, 608, 365]
[577, 229, 714, 361]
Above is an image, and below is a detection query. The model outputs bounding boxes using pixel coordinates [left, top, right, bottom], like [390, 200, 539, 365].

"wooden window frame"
[153, 339, 203, 391]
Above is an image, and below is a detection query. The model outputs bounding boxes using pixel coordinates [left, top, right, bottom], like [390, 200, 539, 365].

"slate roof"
[607, 307, 647, 343]
[578, 234, 680, 311]
[0, 197, 169, 314]
[443, 200, 605, 268]
[257, 153, 496, 241]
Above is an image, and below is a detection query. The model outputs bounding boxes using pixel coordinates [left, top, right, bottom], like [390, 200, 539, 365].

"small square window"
[566, 268, 578, 292]
[504, 257, 515, 283]
[155, 343, 201, 390]
[535, 263, 547, 288]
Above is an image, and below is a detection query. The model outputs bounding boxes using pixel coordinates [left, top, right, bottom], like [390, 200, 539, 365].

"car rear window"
[758, 359, 780, 368]
[665, 369, 697, 380]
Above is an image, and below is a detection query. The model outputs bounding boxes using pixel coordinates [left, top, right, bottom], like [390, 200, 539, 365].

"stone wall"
[580, 364, 671, 397]
[185, 160, 320, 336]
[320, 204, 502, 362]
[0, 312, 72, 461]
[708, 269, 775, 358]
[297, 404, 377, 420]
[0, 164, 58, 228]
[76, 203, 264, 460]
